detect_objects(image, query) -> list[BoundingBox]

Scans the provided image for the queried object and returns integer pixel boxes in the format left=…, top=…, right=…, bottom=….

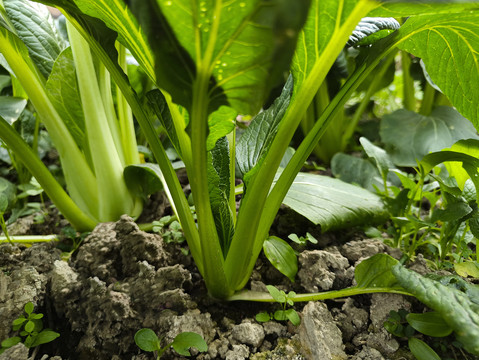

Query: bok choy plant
left=2, top=3, right=479, bottom=351
left=0, top=0, right=143, bottom=231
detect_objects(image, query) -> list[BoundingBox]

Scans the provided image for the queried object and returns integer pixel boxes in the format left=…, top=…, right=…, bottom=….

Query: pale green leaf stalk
left=67, top=21, right=142, bottom=221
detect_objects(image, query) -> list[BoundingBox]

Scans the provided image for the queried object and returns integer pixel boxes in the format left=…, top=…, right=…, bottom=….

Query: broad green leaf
left=123, top=163, right=164, bottom=200
left=0, top=96, right=26, bottom=123
left=281, top=172, right=388, bottom=232
left=171, top=332, right=208, bottom=357
left=208, top=137, right=234, bottom=256
left=360, top=137, right=395, bottom=179
left=236, top=75, right=292, bottom=181
left=408, top=338, right=441, bottom=360
left=380, top=107, right=479, bottom=167
left=396, top=13, right=479, bottom=127
left=431, top=201, right=472, bottom=223
left=392, top=264, right=479, bottom=355
left=263, top=236, right=298, bottom=282
left=30, top=330, right=60, bottom=347
left=134, top=0, right=310, bottom=114
left=5, top=0, right=64, bottom=78
left=46, top=47, right=85, bottom=149
left=331, top=153, right=382, bottom=192
left=443, top=139, right=479, bottom=190
left=369, top=2, right=479, bottom=17
left=24, top=320, right=34, bottom=333
left=355, top=254, right=403, bottom=289
left=291, top=0, right=377, bottom=99
left=134, top=328, right=161, bottom=352
left=406, top=312, right=453, bottom=337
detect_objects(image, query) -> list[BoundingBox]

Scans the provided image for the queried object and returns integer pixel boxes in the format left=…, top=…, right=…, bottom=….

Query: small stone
left=231, top=322, right=265, bottom=348
left=225, top=344, right=249, bottom=360
left=298, top=302, right=347, bottom=359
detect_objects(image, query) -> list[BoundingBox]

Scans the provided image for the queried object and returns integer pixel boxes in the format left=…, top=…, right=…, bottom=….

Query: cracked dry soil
left=0, top=215, right=431, bottom=360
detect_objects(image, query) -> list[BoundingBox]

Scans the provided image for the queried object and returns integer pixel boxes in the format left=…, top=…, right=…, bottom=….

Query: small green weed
left=0, top=302, right=60, bottom=356
left=134, top=328, right=207, bottom=359
left=256, top=285, right=301, bottom=326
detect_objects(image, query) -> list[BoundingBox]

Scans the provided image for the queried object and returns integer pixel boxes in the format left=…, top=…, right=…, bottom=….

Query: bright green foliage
left=406, top=312, right=453, bottom=338
left=134, top=328, right=207, bottom=359
left=0, top=302, right=60, bottom=354
left=256, top=285, right=301, bottom=326
left=263, top=236, right=298, bottom=282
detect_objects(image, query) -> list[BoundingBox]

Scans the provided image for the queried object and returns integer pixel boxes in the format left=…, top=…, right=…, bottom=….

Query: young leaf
left=360, top=137, right=395, bottom=180
left=0, top=177, right=16, bottom=212
left=24, top=320, right=35, bottom=333
left=24, top=302, right=34, bottom=315
left=0, top=336, right=21, bottom=348
left=171, top=332, right=207, bottom=357
left=281, top=172, right=388, bottom=232
left=380, top=107, right=479, bottom=167
left=236, top=76, right=293, bottom=182
left=408, top=338, right=441, bottom=360
left=443, top=139, right=479, bottom=190
left=263, top=236, right=298, bottom=282
left=4, top=0, right=64, bottom=78
left=392, top=264, right=479, bottom=355
left=30, top=330, right=60, bottom=347
left=134, top=328, right=161, bottom=352
left=331, top=153, right=382, bottom=192
left=123, top=163, right=164, bottom=200
left=255, top=312, right=272, bottom=323
left=284, top=309, right=301, bottom=326
left=266, top=285, right=286, bottom=304
left=406, top=312, right=453, bottom=338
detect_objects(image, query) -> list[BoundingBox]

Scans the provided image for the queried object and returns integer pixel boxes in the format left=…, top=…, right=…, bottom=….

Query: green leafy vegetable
left=263, top=236, right=298, bottom=282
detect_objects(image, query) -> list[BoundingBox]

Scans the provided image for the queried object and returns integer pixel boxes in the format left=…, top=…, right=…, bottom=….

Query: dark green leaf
left=281, top=172, right=388, bottom=232
left=208, top=137, right=234, bottom=256
left=171, top=332, right=207, bottom=357
left=380, top=107, right=479, bottom=167
left=392, top=264, right=479, bottom=355
left=0, top=336, right=21, bottom=348
left=135, top=0, right=309, bottom=113
left=46, top=47, right=85, bottom=149
left=30, top=330, right=60, bottom=347
left=124, top=163, right=164, bottom=200
left=396, top=13, right=479, bottom=127
left=431, top=202, right=473, bottom=224
left=347, top=17, right=399, bottom=47
left=355, top=254, right=403, bottom=289
left=5, top=0, right=64, bottom=78
left=263, top=236, right=298, bottom=282
left=331, top=153, right=382, bottom=192
left=134, top=328, right=161, bottom=352
left=406, top=312, right=453, bottom=338
left=236, top=76, right=293, bottom=182
left=360, top=137, right=395, bottom=179
left=146, top=89, right=181, bottom=156
left=408, top=338, right=441, bottom=360
left=0, top=96, right=27, bottom=124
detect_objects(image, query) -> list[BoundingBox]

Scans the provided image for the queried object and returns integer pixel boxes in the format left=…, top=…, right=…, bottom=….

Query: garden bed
left=0, top=212, right=461, bottom=360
